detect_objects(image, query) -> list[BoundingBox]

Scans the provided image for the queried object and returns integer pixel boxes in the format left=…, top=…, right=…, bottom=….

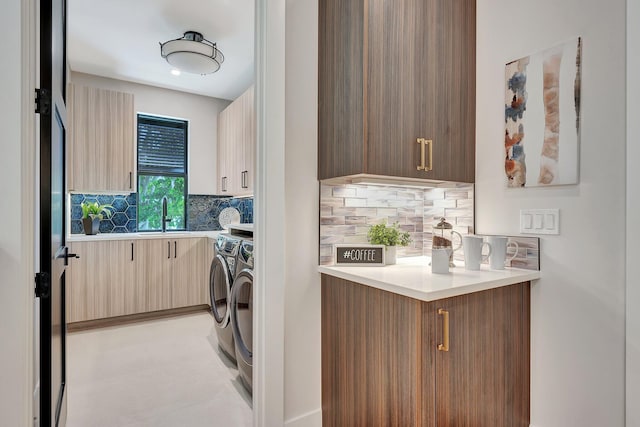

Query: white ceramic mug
left=462, top=235, right=492, bottom=271
left=487, top=236, right=519, bottom=270
left=431, top=248, right=452, bottom=274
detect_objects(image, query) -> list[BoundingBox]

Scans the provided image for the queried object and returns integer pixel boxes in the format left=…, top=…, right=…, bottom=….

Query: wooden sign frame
left=334, top=244, right=386, bottom=266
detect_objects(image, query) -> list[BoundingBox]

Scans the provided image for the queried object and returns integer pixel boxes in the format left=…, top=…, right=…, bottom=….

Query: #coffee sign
left=334, top=244, right=385, bottom=266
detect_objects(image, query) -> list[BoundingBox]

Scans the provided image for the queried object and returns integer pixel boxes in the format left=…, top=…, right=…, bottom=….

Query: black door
left=38, top=0, right=70, bottom=425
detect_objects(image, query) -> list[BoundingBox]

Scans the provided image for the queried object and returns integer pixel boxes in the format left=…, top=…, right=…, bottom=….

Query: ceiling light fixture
left=160, top=31, right=224, bottom=75
left=170, top=69, right=181, bottom=76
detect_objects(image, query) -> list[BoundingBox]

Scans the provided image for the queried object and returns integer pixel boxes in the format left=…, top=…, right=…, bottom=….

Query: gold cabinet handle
left=437, top=308, right=449, bottom=352
left=417, top=138, right=433, bottom=171
left=417, top=138, right=426, bottom=170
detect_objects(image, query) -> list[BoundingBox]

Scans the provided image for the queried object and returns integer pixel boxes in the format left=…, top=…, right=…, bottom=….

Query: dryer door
left=209, top=254, right=232, bottom=327
left=231, top=269, right=253, bottom=365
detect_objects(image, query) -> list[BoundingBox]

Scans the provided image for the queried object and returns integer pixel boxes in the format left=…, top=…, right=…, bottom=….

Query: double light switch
left=520, top=209, right=560, bottom=235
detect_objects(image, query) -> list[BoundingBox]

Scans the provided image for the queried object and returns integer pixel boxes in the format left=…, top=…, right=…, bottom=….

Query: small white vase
left=385, top=246, right=397, bottom=265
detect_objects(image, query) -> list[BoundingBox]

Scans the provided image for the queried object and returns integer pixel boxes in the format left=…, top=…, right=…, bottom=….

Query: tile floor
left=66, top=311, right=252, bottom=427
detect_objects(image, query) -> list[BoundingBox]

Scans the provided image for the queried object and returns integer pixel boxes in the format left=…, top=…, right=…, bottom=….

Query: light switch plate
left=520, top=209, right=559, bottom=235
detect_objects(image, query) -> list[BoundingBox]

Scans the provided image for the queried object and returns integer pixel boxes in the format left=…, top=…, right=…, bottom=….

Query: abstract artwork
left=505, top=37, right=582, bottom=187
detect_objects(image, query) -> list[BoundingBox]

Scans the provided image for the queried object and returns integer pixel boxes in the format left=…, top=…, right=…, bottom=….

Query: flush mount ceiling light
left=160, top=31, right=224, bottom=75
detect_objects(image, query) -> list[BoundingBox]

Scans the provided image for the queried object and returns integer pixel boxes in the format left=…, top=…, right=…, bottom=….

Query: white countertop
left=226, top=223, right=254, bottom=233
left=68, top=230, right=222, bottom=242
left=318, top=256, right=540, bottom=302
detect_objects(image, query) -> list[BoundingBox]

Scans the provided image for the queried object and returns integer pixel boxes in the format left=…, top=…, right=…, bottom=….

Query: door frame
left=19, top=0, right=288, bottom=426
left=253, top=0, right=286, bottom=425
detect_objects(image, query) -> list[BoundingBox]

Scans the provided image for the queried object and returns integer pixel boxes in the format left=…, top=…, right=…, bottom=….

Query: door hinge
left=35, top=272, right=50, bottom=298
left=35, top=88, right=51, bottom=115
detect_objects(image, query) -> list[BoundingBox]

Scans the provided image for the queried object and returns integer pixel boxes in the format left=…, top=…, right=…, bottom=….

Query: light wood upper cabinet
left=217, top=85, right=255, bottom=196
left=67, top=237, right=211, bottom=323
left=67, top=83, right=135, bottom=192
left=318, top=0, right=476, bottom=183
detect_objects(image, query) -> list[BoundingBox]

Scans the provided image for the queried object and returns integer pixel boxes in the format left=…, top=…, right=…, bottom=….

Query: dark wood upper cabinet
left=318, top=0, right=476, bottom=183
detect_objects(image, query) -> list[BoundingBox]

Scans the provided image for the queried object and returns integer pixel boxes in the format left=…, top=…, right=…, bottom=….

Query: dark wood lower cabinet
left=321, top=275, right=530, bottom=427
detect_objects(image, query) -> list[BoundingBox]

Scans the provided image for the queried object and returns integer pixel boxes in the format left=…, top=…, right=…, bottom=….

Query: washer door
left=209, top=254, right=232, bottom=327
left=231, top=269, right=253, bottom=365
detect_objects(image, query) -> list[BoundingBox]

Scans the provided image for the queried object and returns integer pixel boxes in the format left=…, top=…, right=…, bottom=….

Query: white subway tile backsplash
left=320, top=183, right=474, bottom=265
left=344, top=198, right=368, bottom=207
left=332, top=187, right=357, bottom=197
left=433, top=199, right=457, bottom=209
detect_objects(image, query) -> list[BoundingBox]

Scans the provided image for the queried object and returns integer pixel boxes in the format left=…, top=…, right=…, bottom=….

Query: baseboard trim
left=67, top=305, right=211, bottom=332
left=285, top=408, right=322, bottom=427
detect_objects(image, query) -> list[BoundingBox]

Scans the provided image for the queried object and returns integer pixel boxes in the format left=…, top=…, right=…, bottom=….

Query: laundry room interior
left=61, top=0, right=256, bottom=425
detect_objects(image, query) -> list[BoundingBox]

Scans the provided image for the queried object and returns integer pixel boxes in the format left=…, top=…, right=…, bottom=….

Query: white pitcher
left=487, top=236, right=519, bottom=270
left=462, top=235, right=492, bottom=271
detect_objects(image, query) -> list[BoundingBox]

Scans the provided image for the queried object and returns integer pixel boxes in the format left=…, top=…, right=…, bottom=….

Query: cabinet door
left=321, top=275, right=424, bottom=427
left=136, top=239, right=172, bottom=312
left=366, top=0, right=475, bottom=182
left=217, top=86, right=255, bottom=196
left=318, top=0, right=366, bottom=180
left=433, top=282, right=530, bottom=426
left=67, top=83, right=135, bottom=192
left=238, top=86, right=255, bottom=196
left=67, top=240, right=136, bottom=322
left=107, top=240, right=136, bottom=318
left=217, top=106, right=230, bottom=194
left=171, top=238, right=209, bottom=308
left=67, top=241, right=102, bottom=322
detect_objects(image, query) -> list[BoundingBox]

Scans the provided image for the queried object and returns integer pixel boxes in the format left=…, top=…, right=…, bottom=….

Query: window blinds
left=137, top=115, right=187, bottom=175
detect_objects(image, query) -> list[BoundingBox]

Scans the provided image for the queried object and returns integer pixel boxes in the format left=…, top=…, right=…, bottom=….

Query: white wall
left=283, top=0, right=322, bottom=425
left=69, top=71, right=231, bottom=195
left=0, top=0, right=33, bottom=425
left=627, top=0, right=639, bottom=424
left=476, top=1, right=626, bottom=426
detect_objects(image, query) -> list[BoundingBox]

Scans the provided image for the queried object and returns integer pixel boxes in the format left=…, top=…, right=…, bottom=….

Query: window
left=137, top=114, right=188, bottom=231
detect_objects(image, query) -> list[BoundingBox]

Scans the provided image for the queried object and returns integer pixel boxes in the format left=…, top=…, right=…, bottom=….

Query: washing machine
left=209, top=234, right=242, bottom=363
left=230, top=238, right=254, bottom=394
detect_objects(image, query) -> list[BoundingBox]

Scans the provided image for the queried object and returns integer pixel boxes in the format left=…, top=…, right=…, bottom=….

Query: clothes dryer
left=209, top=234, right=242, bottom=363
left=230, top=239, right=254, bottom=394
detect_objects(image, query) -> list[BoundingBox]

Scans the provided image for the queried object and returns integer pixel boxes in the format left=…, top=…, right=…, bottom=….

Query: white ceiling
left=68, top=0, right=255, bottom=100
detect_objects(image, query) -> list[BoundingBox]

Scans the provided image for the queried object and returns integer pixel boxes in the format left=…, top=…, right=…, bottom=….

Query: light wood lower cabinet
left=171, top=237, right=210, bottom=309
left=68, top=237, right=211, bottom=323
left=321, top=275, right=530, bottom=427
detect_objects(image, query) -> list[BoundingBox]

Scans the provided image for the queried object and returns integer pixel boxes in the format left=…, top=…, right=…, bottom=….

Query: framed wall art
left=505, top=37, right=582, bottom=187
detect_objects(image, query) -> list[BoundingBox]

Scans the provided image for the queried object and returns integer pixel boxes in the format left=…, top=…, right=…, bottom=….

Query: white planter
left=385, top=246, right=397, bottom=265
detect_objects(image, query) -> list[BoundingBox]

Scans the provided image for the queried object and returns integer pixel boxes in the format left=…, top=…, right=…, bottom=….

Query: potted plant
left=367, top=220, right=412, bottom=265
left=81, top=201, right=113, bottom=235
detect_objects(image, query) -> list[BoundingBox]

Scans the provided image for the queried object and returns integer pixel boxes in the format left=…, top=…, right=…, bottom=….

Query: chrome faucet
left=161, top=196, right=171, bottom=232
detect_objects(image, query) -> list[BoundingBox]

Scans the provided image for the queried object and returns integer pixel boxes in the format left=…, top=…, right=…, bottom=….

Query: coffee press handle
left=451, top=231, right=463, bottom=252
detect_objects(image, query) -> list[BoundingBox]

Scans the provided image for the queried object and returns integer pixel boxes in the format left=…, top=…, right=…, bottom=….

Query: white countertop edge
left=67, top=230, right=223, bottom=242
left=318, top=258, right=540, bottom=302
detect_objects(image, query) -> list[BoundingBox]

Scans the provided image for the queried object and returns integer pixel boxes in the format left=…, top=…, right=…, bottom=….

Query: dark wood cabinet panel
left=322, top=275, right=530, bottom=427
left=432, top=283, right=530, bottom=426
left=318, top=0, right=366, bottom=178
left=318, top=0, right=475, bottom=183
left=322, top=275, right=427, bottom=427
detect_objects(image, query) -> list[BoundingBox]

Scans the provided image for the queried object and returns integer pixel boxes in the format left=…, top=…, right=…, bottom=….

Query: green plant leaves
left=367, top=220, right=411, bottom=247
left=80, top=201, right=113, bottom=219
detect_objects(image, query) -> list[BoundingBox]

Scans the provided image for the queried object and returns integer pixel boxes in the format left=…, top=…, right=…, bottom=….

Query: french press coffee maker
left=432, top=217, right=462, bottom=267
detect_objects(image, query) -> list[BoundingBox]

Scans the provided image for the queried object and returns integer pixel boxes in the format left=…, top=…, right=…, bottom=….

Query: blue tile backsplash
left=187, top=195, right=253, bottom=231
left=70, top=193, right=253, bottom=234
left=70, top=193, right=137, bottom=234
